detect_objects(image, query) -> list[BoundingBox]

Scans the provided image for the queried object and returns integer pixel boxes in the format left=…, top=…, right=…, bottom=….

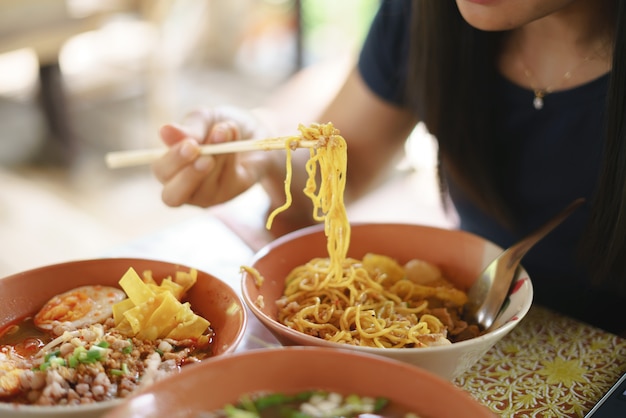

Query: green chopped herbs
left=122, top=340, right=133, bottom=354
left=43, top=350, right=61, bottom=362
left=223, top=404, right=258, bottom=418
left=71, top=344, right=108, bottom=364
left=37, top=338, right=141, bottom=377
left=218, top=391, right=396, bottom=418
left=110, top=364, right=130, bottom=376
left=39, top=354, right=66, bottom=371
left=374, top=396, right=390, bottom=411
left=251, top=392, right=292, bottom=410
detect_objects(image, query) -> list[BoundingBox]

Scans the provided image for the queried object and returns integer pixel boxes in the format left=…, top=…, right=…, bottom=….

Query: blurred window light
left=65, top=0, right=135, bottom=18
left=0, top=49, right=39, bottom=97
left=60, top=19, right=159, bottom=76
left=233, top=0, right=379, bottom=85
left=300, top=0, right=379, bottom=65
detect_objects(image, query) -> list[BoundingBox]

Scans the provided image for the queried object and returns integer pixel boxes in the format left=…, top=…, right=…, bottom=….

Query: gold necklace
left=521, top=57, right=594, bottom=110
left=517, top=39, right=608, bottom=110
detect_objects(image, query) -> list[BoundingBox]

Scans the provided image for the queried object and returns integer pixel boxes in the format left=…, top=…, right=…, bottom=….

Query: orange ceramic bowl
left=0, top=258, right=247, bottom=418
left=104, top=346, right=496, bottom=418
left=241, top=223, right=533, bottom=380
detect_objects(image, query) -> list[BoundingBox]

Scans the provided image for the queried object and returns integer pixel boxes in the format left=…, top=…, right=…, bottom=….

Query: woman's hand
left=151, top=67, right=417, bottom=236
left=152, top=106, right=271, bottom=208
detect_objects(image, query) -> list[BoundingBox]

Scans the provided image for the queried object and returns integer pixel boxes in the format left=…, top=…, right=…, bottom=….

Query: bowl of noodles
left=0, top=258, right=247, bottom=418
left=104, top=346, right=496, bottom=418
left=237, top=122, right=531, bottom=381
left=241, top=222, right=533, bottom=381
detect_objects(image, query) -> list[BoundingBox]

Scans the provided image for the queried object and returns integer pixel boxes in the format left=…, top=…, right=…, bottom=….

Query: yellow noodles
left=266, top=123, right=349, bottom=282
left=276, top=254, right=466, bottom=348
left=257, top=122, right=470, bottom=348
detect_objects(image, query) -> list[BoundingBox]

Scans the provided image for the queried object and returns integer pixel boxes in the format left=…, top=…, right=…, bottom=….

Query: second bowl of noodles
left=0, top=258, right=247, bottom=417
left=241, top=222, right=533, bottom=380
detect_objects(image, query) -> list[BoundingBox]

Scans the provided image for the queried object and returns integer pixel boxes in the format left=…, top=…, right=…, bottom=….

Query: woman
left=152, top=0, right=625, bottom=334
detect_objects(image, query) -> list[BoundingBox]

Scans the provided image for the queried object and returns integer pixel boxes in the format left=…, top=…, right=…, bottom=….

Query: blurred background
left=0, top=0, right=449, bottom=277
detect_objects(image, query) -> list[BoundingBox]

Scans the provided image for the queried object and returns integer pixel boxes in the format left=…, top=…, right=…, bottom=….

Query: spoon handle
left=466, top=197, right=586, bottom=331
left=505, top=198, right=586, bottom=267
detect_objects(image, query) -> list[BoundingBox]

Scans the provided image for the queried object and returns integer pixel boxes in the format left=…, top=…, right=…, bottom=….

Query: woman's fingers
left=155, top=124, right=240, bottom=207
left=153, top=106, right=266, bottom=208
left=160, top=123, right=201, bottom=146
left=160, top=159, right=215, bottom=207
left=206, top=120, right=240, bottom=144
left=161, top=153, right=247, bottom=208
left=152, top=138, right=202, bottom=183
left=187, top=156, right=254, bottom=207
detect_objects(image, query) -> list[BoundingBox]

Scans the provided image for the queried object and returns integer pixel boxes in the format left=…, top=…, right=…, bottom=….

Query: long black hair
left=406, top=0, right=626, bottom=292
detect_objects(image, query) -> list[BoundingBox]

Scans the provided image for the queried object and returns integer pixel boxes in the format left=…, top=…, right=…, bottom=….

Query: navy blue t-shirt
left=358, top=0, right=621, bottom=333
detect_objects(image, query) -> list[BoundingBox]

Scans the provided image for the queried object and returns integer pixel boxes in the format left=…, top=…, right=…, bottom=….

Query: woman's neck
left=498, top=1, right=613, bottom=94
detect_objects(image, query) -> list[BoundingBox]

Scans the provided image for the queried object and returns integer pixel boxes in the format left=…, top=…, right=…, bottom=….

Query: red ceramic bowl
left=241, top=223, right=533, bottom=380
left=104, top=346, right=496, bottom=418
left=0, top=258, right=247, bottom=418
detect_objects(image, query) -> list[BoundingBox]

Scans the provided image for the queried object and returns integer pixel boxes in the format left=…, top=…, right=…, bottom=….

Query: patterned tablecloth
left=455, top=305, right=626, bottom=417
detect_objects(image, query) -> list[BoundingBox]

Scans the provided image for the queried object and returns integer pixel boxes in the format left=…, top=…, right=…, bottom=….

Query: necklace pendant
left=533, top=90, right=545, bottom=110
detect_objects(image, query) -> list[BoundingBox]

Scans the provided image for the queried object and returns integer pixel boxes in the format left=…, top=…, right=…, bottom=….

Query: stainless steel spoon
left=464, top=197, right=585, bottom=331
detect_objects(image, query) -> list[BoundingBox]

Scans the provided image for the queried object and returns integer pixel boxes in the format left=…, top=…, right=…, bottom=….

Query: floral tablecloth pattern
left=455, top=305, right=626, bottom=417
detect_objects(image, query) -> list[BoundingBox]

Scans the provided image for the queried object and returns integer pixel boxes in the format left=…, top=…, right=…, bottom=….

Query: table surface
left=107, top=212, right=626, bottom=418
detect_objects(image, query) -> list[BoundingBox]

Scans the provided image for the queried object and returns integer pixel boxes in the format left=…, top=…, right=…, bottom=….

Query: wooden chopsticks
left=105, top=136, right=317, bottom=169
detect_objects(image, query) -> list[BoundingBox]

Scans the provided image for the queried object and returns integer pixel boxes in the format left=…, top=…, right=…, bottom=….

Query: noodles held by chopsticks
left=250, top=122, right=472, bottom=348
left=265, top=123, right=349, bottom=283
